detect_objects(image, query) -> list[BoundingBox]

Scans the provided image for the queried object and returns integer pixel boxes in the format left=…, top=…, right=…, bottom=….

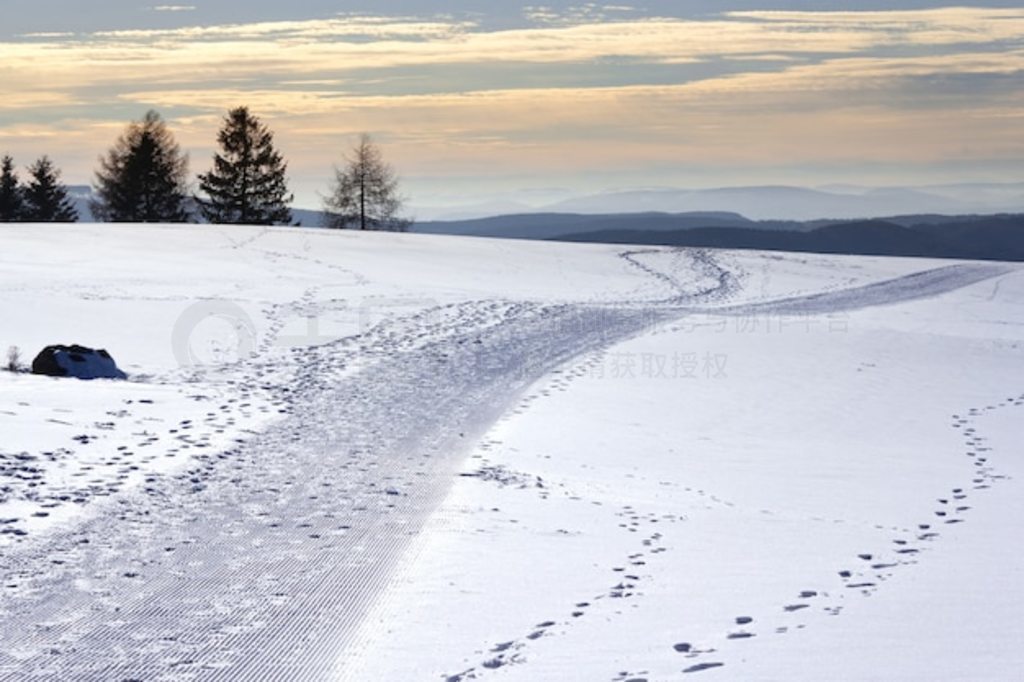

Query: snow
left=346, top=258, right=1024, bottom=681
left=0, top=223, right=1020, bottom=680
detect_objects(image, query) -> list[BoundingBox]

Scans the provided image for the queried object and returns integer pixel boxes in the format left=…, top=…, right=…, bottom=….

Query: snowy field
left=0, top=224, right=1020, bottom=680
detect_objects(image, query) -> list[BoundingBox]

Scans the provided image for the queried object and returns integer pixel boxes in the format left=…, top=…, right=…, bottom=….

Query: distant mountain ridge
left=58, top=184, right=1024, bottom=262
left=554, top=215, right=1024, bottom=262
left=415, top=211, right=810, bottom=240
left=538, top=184, right=1024, bottom=221
left=413, top=208, right=1024, bottom=262
left=64, top=181, right=1024, bottom=226
left=408, top=182, right=1024, bottom=221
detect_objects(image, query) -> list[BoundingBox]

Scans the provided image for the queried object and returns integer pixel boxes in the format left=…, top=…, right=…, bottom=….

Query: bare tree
left=323, top=135, right=410, bottom=231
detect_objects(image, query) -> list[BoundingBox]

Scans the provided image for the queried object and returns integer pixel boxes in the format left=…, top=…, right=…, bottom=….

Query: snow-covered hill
left=0, top=224, right=1020, bottom=680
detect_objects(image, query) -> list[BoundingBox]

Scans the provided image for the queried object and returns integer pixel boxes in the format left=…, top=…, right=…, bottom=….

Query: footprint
left=683, top=662, right=725, bottom=674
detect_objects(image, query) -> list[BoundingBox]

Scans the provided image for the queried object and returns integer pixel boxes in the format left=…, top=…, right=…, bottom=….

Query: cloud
left=1, top=7, right=1022, bottom=193
left=727, top=8, right=1024, bottom=48
left=2, top=8, right=1020, bottom=94
left=110, top=45, right=1024, bottom=173
left=92, top=16, right=474, bottom=42
left=0, top=91, right=79, bottom=111
left=18, top=31, right=76, bottom=39
left=524, top=3, right=640, bottom=26
left=151, top=5, right=197, bottom=11
left=5, top=8, right=1021, bottom=85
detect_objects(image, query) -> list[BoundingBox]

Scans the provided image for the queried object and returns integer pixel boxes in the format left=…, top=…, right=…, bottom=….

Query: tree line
left=0, top=156, right=77, bottom=223
left=0, top=108, right=409, bottom=230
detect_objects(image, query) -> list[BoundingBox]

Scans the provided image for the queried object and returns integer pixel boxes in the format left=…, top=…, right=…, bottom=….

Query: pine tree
left=92, top=111, right=191, bottom=223
left=323, top=134, right=409, bottom=231
left=198, top=107, right=293, bottom=225
left=0, top=155, right=24, bottom=222
left=22, top=157, right=78, bottom=223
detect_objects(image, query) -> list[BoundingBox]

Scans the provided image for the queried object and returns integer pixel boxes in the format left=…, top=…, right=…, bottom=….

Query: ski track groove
left=714, top=262, right=1016, bottom=316
left=0, top=249, right=1012, bottom=680
left=0, top=245, right=710, bottom=680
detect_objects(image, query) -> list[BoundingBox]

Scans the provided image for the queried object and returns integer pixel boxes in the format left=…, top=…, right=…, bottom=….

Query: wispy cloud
left=19, top=31, right=76, bottom=39
left=524, top=3, right=640, bottom=26
left=5, top=9, right=1021, bottom=85
left=92, top=16, right=474, bottom=42
left=1, top=7, right=1022, bottom=198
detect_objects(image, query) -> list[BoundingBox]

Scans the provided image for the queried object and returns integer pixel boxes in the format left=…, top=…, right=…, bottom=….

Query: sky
left=1, top=1, right=1023, bottom=212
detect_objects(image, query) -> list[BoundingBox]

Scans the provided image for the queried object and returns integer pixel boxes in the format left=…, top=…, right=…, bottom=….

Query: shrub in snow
left=6, top=345, right=21, bottom=372
left=31, top=345, right=127, bottom=380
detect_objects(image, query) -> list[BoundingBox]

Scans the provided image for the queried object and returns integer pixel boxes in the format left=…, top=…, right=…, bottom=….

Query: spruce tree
left=22, top=157, right=78, bottom=223
left=323, top=134, right=409, bottom=231
left=198, top=107, right=293, bottom=225
left=0, top=155, right=24, bottom=222
left=92, top=110, right=191, bottom=223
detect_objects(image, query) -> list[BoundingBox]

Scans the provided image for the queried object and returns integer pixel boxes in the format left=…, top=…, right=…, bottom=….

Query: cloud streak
left=0, top=6, right=1021, bottom=201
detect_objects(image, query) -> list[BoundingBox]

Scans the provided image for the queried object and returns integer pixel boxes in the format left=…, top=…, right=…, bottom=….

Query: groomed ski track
left=0, top=247, right=1011, bottom=680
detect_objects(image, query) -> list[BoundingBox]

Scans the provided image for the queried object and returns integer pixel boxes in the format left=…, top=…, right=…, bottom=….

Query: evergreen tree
left=323, top=134, right=409, bottom=231
left=22, top=157, right=77, bottom=223
left=198, top=107, right=293, bottom=225
left=92, top=110, right=191, bottom=222
left=0, top=155, right=24, bottom=222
